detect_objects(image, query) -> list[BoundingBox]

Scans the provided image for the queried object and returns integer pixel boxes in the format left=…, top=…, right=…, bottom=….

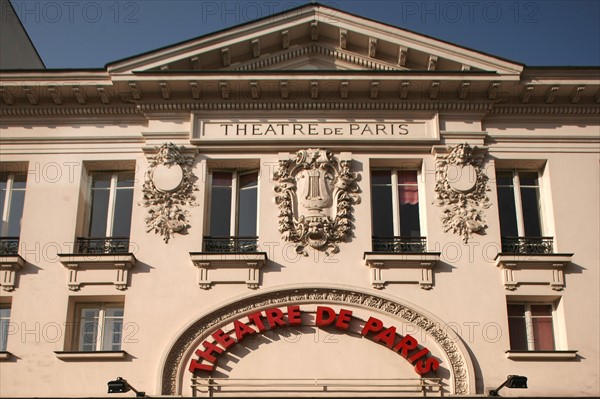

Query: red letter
left=373, top=326, right=396, bottom=349
left=360, top=316, right=383, bottom=336
left=316, top=306, right=336, bottom=327
left=247, top=312, right=267, bottom=332
left=408, top=347, right=430, bottom=364
left=188, top=358, right=214, bottom=373
left=211, top=329, right=235, bottom=349
left=393, top=334, right=419, bottom=358
left=265, top=308, right=286, bottom=328
left=335, top=309, right=353, bottom=331
left=233, top=319, right=257, bottom=341
left=287, top=305, right=302, bottom=326
left=194, top=340, right=224, bottom=363
left=414, top=357, right=440, bottom=375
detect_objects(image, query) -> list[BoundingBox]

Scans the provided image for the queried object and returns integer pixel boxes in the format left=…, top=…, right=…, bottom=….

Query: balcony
left=0, top=237, right=19, bottom=256
left=203, top=236, right=258, bottom=253
left=501, top=237, right=554, bottom=254
left=76, top=237, right=130, bottom=254
left=372, top=236, right=427, bottom=253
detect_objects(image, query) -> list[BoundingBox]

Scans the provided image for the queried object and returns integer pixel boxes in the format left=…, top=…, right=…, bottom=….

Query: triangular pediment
left=107, top=4, right=523, bottom=75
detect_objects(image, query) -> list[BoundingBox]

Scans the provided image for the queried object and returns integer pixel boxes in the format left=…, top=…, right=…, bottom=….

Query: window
left=205, top=170, right=258, bottom=252
left=496, top=170, right=551, bottom=253
left=80, top=171, right=134, bottom=253
left=370, top=169, right=424, bottom=252
left=76, top=303, right=124, bottom=351
left=0, top=305, right=10, bottom=352
left=0, top=173, right=26, bottom=255
left=507, top=303, right=555, bottom=351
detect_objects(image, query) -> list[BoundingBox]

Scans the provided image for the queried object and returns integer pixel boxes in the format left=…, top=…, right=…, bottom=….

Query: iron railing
left=203, top=237, right=258, bottom=253
left=501, top=237, right=554, bottom=254
left=76, top=237, right=130, bottom=254
left=0, top=237, right=19, bottom=255
left=372, top=236, right=427, bottom=253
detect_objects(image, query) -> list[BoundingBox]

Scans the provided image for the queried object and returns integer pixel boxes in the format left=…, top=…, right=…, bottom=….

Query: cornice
left=489, top=104, right=600, bottom=115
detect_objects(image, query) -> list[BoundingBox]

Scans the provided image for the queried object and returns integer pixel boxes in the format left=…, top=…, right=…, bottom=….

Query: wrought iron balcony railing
left=501, top=237, right=554, bottom=254
left=203, top=236, right=259, bottom=253
left=372, top=236, right=427, bottom=253
left=0, top=237, right=19, bottom=256
left=76, top=237, right=130, bottom=254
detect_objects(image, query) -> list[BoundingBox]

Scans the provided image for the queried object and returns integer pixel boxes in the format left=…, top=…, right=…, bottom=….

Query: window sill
left=505, top=350, right=578, bottom=360
left=0, top=351, right=12, bottom=360
left=55, top=350, right=128, bottom=360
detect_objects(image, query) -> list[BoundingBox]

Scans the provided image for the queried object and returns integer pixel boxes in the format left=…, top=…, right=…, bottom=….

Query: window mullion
left=512, top=171, right=526, bottom=237
left=524, top=304, right=535, bottom=351
left=391, top=170, right=400, bottom=236
left=105, top=173, right=118, bottom=237
left=1, top=174, right=15, bottom=237
left=95, top=306, right=105, bottom=352
left=230, top=172, right=238, bottom=236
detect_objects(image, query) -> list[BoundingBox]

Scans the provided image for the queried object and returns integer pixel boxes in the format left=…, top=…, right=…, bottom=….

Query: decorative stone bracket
left=58, top=254, right=137, bottom=291
left=190, top=253, right=268, bottom=289
left=364, top=252, right=440, bottom=290
left=0, top=255, right=24, bottom=291
left=495, top=253, right=573, bottom=291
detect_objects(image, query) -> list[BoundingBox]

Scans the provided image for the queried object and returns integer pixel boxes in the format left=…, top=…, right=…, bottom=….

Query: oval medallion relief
left=446, top=164, right=477, bottom=193
left=153, top=164, right=184, bottom=193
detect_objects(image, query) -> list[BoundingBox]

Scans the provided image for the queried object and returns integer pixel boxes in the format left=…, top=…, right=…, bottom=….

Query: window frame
left=205, top=169, right=260, bottom=237
left=0, top=304, right=11, bottom=352
left=0, top=172, right=27, bottom=238
left=507, top=301, right=560, bottom=351
left=370, top=168, right=425, bottom=238
left=497, top=169, right=546, bottom=238
left=74, top=302, right=124, bottom=352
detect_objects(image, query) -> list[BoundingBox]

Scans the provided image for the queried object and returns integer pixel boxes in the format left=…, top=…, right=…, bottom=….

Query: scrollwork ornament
left=273, top=149, right=360, bottom=255
left=434, top=143, right=490, bottom=243
left=140, top=142, right=198, bottom=242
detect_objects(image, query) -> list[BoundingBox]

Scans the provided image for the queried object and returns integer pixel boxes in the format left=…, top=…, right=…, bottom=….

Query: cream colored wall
left=0, top=114, right=598, bottom=397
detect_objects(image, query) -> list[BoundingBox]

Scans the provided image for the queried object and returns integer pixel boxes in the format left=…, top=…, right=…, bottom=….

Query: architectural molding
left=273, top=149, right=360, bottom=255
left=57, top=253, right=136, bottom=291
left=160, top=286, right=475, bottom=395
left=495, top=253, right=573, bottom=291
left=0, top=255, right=24, bottom=291
left=363, top=252, right=441, bottom=290
left=434, top=143, right=490, bottom=243
left=140, top=143, right=198, bottom=243
left=190, top=252, right=268, bottom=290
left=505, top=350, right=578, bottom=360
left=55, top=351, right=128, bottom=360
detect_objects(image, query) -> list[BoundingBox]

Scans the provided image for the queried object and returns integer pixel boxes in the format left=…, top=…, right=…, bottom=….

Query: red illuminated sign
left=189, top=305, right=440, bottom=376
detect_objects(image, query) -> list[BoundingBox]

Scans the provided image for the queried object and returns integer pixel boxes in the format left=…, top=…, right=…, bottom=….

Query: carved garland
left=434, top=143, right=490, bottom=243
left=273, top=149, right=360, bottom=255
left=140, top=143, right=198, bottom=242
left=160, top=287, right=471, bottom=395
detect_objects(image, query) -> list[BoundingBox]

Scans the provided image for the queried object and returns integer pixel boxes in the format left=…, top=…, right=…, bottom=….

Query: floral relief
left=140, top=142, right=198, bottom=242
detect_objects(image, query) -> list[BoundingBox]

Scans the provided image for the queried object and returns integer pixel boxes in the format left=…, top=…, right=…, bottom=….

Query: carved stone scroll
left=140, top=143, right=198, bottom=242
left=273, top=149, right=360, bottom=255
left=434, top=143, right=490, bottom=243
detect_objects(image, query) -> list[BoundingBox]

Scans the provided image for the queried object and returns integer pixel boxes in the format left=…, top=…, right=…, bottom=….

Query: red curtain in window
left=398, top=171, right=419, bottom=205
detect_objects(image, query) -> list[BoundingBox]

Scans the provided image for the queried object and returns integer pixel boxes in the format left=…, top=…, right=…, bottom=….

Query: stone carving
left=140, top=143, right=198, bottom=242
left=435, top=143, right=490, bottom=243
left=273, top=149, right=360, bottom=255
left=160, top=287, right=471, bottom=395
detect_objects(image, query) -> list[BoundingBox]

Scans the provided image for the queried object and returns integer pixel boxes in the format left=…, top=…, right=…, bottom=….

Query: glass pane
left=238, top=186, right=257, bottom=237
left=239, top=172, right=258, bottom=189
left=88, top=189, right=109, bottom=237
left=7, top=190, right=25, bottom=237
left=507, top=304, right=525, bottom=317
left=11, top=174, right=27, bottom=189
left=371, top=170, right=391, bottom=185
left=496, top=171, right=514, bottom=187
left=209, top=186, right=232, bottom=237
left=0, top=318, right=8, bottom=351
left=497, top=186, right=518, bottom=237
left=212, top=172, right=233, bottom=187
left=520, top=186, right=542, bottom=237
left=102, top=318, right=123, bottom=351
left=399, top=203, right=421, bottom=237
left=530, top=304, right=552, bottom=316
left=91, top=172, right=112, bottom=189
left=398, top=171, right=420, bottom=237
left=0, top=307, right=10, bottom=318
left=508, top=316, right=528, bottom=350
left=371, top=185, right=393, bottom=237
left=519, top=172, right=539, bottom=187
left=112, top=188, right=133, bottom=237
left=397, top=170, right=418, bottom=184
left=117, top=171, right=135, bottom=188
left=532, top=317, right=555, bottom=350
left=0, top=187, right=5, bottom=235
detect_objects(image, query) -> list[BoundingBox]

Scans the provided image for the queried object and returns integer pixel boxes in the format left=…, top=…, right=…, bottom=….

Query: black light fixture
left=107, top=377, right=147, bottom=398
left=489, top=375, right=528, bottom=396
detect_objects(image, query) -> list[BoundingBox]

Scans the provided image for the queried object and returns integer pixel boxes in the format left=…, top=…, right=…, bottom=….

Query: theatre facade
left=1, top=4, right=599, bottom=397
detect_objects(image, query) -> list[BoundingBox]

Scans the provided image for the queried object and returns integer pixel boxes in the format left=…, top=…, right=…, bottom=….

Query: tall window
left=76, top=303, right=124, bottom=352
left=0, top=173, right=26, bottom=255
left=0, top=305, right=10, bottom=352
left=507, top=303, right=556, bottom=351
left=371, top=170, right=423, bottom=252
left=81, top=171, right=134, bottom=253
left=205, top=171, right=258, bottom=252
left=496, top=170, right=551, bottom=253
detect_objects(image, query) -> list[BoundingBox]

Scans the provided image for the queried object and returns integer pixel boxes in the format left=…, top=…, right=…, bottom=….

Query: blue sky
left=7, top=0, right=600, bottom=68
